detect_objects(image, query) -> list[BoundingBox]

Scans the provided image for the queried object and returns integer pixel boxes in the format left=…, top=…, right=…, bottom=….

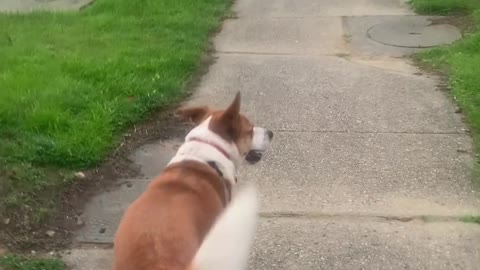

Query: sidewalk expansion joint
left=259, top=211, right=468, bottom=224
left=235, top=15, right=417, bottom=19
left=215, top=51, right=330, bottom=56
left=67, top=242, right=113, bottom=249
left=272, top=129, right=466, bottom=135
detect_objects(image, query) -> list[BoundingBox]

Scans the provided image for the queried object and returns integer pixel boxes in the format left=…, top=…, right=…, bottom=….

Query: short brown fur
left=113, top=161, right=228, bottom=270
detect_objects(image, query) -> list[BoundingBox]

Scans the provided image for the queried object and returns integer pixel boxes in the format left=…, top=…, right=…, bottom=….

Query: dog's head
left=176, top=92, right=273, bottom=164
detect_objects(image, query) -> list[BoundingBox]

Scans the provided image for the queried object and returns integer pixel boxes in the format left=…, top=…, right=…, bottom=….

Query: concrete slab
left=238, top=132, right=479, bottom=215
left=129, top=138, right=183, bottom=177
left=63, top=247, right=113, bottom=270
left=215, top=17, right=347, bottom=55
left=234, top=0, right=414, bottom=18
left=75, top=179, right=150, bottom=243
left=189, top=54, right=464, bottom=133
left=0, top=0, right=93, bottom=12
left=65, top=219, right=480, bottom=270
left=250, top=218, right=480, bottom=270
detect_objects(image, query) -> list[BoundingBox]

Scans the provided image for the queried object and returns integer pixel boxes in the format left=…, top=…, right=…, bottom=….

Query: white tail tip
left=191, top=183, right=259, bottom=270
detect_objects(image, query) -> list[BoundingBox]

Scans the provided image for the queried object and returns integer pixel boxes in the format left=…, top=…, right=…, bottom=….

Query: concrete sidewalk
left=64, top=0, right=480, bottom=269
left=0, top=0, right=93, bottom=12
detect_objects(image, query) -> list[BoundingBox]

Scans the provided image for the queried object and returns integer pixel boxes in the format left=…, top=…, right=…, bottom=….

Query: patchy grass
left=461, top=215, right=480, bottom=224
left=411, top=0, right=480, bottom=184
left=0, top=0, right=232, bottom=239
left=409, top=0, right=480, bottom=15
left=417, top=12, right=480, bottom=148
left=0, top=255, right=65, bottom=270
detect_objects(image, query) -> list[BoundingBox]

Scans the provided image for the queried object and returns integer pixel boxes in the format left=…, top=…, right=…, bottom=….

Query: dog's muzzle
left=245, top=150, right=263, bottom=164
left=246, top=128, right=273, bottom=164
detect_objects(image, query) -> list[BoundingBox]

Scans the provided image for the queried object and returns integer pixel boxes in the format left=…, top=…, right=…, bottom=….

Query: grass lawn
left=461, top=215, right=480, bottom=224
left=410, top=0, right=480, bottom=182
left=410, top=0, right=480, bottom=14
left=0, top=255, right=65, bottom=270
left=0, top=0, right=231, bottom=236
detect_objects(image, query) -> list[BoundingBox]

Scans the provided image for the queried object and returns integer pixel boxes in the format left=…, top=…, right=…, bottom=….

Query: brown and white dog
left=113, top=92, right=273, bottom=270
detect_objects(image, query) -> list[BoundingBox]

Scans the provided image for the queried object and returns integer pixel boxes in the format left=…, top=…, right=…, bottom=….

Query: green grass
left=411, top=1, right=480, bottom=183
left=0, top=0, right=231, bottom=232
left=0, top=255, right=65, bottom=270
left=417, top=11, right=480, bottom=149
left=409, top=0, right=480, bottom=15
left=461, top=215, right=480, bottom=224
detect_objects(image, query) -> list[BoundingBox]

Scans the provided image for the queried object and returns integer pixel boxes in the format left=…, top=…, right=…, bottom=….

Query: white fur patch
left=252, top=127, right=271, bottom=152
left=191, top=184, right=259, bottom=270
left=168, top=117, right=241, bottom=185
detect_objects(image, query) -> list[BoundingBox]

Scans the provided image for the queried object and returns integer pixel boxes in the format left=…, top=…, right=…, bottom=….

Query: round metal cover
left=367, top=21, right=462, bottom=48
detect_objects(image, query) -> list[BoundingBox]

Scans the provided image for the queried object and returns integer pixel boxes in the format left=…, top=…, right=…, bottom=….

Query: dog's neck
left=168, top=117, right=241, bottom=186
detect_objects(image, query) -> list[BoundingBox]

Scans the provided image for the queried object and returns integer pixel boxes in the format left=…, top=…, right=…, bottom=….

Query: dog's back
left=113, top=161, right=226, bottom=270
left=113, top=161, right=258, bottom=270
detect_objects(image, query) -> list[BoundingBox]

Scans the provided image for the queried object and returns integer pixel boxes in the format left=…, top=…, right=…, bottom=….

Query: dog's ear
left=219, top=92, right=241, bottom=140
left=176, top=106, right=210, bottom=125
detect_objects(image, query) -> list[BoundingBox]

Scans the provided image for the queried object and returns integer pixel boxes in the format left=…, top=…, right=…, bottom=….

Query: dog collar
left=207, top=161, right=232, bottom=204
left=206, top=160, right=237, bottom=183
left=189, top=137, right=231, bottom=160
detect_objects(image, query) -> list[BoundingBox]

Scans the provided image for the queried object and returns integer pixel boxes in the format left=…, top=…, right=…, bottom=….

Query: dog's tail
left=188, top=184, right=259, bottom=270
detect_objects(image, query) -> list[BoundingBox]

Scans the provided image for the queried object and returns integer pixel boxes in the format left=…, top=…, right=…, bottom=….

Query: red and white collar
left=168, top=136, right=238, bottom=186
left=189, top=137, right=231, bottom=160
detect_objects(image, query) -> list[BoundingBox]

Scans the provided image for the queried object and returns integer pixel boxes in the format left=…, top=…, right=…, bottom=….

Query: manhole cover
left=367, top=21, right=462, bottom=48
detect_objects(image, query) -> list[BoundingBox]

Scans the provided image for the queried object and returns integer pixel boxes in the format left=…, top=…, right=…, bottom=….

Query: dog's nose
left=267, top=130, right=274, bottom=140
